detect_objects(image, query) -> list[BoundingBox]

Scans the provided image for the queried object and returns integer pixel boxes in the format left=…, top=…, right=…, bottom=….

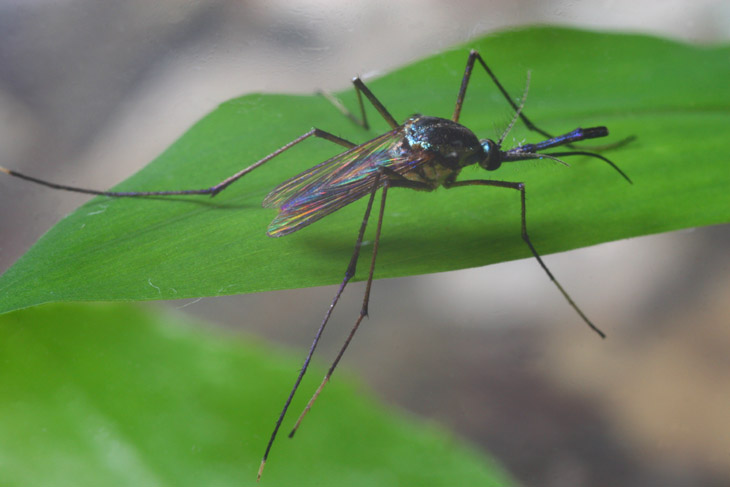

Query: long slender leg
left=287, top=182, right=389, bottom=440
left=257, top=173, right=384, bottom=481
left=352, top=78, right=399, bottom=129
left=445, top=178, right=606, bottom=338
left=453, top=50, right=633, bottom=151
left=0, top=128, right=356, bottom=198
left=320, top=77, right=399, bottom=131
left=319, top=89, right=370, bottom=130
left=453, top=50, right=550, bottom=140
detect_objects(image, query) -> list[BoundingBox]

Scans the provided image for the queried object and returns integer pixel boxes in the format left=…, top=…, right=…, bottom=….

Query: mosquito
left=0, top=50, right=631, bottom=479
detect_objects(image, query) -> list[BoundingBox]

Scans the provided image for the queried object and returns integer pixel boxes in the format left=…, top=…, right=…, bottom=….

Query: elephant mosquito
left=0, top=50, right=631, bottom=479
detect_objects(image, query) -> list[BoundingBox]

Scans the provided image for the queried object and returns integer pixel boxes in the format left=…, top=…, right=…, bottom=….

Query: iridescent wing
left=263, top=127, right=429, bottom=237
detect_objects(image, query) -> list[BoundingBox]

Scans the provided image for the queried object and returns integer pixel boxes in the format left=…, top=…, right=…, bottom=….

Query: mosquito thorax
left=404, top=115, right=486, bottom=168
left=478, top=138, right=502, bottom=171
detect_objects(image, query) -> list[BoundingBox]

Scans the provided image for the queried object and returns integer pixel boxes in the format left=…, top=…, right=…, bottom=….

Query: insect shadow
left=0, top=49, right=632, bottom=479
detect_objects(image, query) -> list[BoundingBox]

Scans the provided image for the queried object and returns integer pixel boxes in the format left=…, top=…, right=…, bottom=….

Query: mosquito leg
left=319, top=75, right=399, bottom=132
left=444, top=178, right=606, bottom=338
left=257, top=173, right=383, bottom=481
left=319, top=88, right=370, bottom=130
left=352, top=78, right=399, bottom=129
left=453, top=50, right=554, bottom=139
left=206, top=128, right=356, bottom=196
left=453, top=50, right=634, bottom=151
left=0, top=128, right=356, bottom=199
left=287, top=180, right=389, bottom=440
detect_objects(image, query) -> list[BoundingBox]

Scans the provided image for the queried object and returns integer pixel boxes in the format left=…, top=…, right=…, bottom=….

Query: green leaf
left=1, top=26, right=729, bottom=313
left=0, top=302, right=513, bottom=486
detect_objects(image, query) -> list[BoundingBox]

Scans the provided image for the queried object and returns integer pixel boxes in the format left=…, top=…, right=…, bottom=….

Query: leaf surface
left=1, top=27, right=728, bottom=313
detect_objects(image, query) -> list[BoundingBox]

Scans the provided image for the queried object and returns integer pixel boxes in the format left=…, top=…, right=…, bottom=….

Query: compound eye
left=479, top=139, right=501, bottom=171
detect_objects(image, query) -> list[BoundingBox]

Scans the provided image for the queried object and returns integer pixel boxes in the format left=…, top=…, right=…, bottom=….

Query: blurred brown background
left=1, top=1, right=729, bottom=486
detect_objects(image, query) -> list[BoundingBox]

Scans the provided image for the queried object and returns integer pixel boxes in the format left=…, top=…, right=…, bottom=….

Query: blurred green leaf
left=0, top=303, right=513, bottom=486
left=1, top=26, right=729, bottom=313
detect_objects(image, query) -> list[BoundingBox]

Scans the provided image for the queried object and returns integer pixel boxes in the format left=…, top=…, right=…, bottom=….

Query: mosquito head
left=479, top=138, right=502, bottom=171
